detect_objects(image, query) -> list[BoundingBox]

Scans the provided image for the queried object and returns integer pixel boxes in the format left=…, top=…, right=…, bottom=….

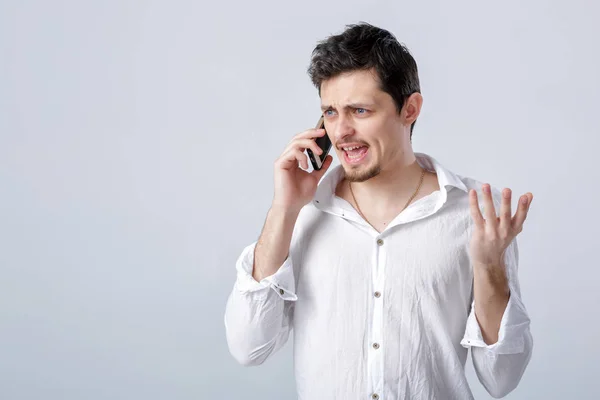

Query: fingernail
left=521, top=197, right=528, bottom=205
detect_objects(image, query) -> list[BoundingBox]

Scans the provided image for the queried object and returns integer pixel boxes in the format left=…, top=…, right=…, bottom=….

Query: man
left=224, top=22, right=533, bottom=400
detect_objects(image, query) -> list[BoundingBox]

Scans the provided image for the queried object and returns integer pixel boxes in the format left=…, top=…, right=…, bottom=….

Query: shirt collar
left=311, top=152, right=468, bottom=214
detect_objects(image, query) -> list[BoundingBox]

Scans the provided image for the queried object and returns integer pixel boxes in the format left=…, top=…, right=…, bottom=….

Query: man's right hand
left=272, top=127, right=334, bottom=212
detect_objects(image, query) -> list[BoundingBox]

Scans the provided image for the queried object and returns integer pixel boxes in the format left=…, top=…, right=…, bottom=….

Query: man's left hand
left=469, top=184, right=533, bottom=267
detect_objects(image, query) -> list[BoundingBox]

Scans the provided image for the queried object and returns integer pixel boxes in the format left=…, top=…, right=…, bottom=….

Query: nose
left=331, top=115, right=355, bottom=144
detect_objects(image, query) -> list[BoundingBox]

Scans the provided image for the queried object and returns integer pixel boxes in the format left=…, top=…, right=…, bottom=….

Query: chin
left=343, top=162, right=381, bottom=183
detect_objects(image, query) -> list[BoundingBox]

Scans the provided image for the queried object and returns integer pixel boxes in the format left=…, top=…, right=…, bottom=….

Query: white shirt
left=224, top=152, right=532, bottom=400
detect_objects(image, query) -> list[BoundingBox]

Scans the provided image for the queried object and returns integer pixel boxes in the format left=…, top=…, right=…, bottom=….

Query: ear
left=402, top=92, right=423, bottom=125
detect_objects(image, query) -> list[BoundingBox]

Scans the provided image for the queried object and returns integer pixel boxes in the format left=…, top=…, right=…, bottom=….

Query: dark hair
left=307, top=22, right=421, bottom=139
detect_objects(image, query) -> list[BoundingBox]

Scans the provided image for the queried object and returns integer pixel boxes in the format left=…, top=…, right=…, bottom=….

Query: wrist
left=270, top=203, right=302, bottom=218
left=473, top=263, right=510, bottom=296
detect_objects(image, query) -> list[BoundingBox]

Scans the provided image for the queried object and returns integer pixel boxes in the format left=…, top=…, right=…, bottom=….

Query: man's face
left=320, top=69, right=413, bottom=183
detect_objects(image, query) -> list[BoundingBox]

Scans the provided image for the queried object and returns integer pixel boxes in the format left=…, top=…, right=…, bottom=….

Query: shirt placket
left=368, top=235, right=386, bottom=400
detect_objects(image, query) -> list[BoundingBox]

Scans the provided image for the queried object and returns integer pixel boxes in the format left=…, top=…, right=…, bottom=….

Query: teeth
left=343, top=146, right=364, bottom=151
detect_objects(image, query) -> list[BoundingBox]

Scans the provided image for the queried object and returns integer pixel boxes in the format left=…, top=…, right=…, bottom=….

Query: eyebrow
left=320, top=103, right=375, bottom=112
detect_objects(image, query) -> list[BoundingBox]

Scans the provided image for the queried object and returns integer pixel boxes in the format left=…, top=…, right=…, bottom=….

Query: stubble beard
left=343, top=162, right=381, bottom=183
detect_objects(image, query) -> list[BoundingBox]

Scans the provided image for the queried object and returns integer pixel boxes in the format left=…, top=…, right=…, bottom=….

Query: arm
left=462, top=185, right=534, bottom=398
left=253, top=206, right=301, bottom=282
left=224, top=206, right=302, bottom=366
left=224, top=123, right=333, bottom=366
left=461, top=237, right=533, bottom=399
left=472, top=257, right=510, bottom=346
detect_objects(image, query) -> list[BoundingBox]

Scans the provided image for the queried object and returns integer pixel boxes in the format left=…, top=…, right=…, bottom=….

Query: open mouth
left=342, top=146, right=369, bottom=164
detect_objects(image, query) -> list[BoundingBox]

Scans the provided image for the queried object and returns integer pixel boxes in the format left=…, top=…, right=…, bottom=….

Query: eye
left=324, top=109, right=336, bottom=116
left=356, top=108, right=367, bottom=114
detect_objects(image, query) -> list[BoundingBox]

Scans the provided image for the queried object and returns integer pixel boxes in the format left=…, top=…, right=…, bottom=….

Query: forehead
left=320, top=69, right=384, bottom=106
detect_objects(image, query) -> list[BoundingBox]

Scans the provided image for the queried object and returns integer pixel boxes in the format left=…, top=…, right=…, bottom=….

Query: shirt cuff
left=460, top=288, right=531, bottom=355
left=234, top=242, right=298, bottom=301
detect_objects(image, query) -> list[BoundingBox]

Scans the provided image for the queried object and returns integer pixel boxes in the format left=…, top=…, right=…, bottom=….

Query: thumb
left=312, top=155, right=334, bottom=181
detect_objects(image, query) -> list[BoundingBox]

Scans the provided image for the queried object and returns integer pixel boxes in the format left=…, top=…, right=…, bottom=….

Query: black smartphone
left=307, top=116, right=332, bottom=171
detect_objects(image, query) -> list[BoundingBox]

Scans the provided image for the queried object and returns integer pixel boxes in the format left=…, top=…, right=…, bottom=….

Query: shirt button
left=373, top=343, right=380, bottom=350
left=372, top=394, right=379, bottom=400
left=374, top=291, right=381, bottom=298
left=279, top=289, right=284, bottom=295
left=377, top=238, right=384, bottom=246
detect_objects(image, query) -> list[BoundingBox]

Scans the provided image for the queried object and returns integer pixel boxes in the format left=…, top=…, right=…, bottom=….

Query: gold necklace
left=348, top=166, right=426, bottom=226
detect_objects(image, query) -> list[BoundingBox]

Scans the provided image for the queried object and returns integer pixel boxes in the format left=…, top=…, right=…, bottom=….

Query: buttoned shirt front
left=224, top=152, right=533, bottom=400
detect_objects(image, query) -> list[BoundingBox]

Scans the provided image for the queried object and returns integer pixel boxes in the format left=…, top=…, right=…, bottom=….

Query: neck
left=345, top=152, right=424, bottom=209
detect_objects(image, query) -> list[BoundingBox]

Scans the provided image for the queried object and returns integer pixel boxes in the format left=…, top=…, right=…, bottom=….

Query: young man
left=224, top=22, right=534, bottom=400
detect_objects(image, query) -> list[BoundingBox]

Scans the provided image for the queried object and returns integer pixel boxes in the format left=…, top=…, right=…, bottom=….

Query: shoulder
left=289, top=202, right=327, bottom=240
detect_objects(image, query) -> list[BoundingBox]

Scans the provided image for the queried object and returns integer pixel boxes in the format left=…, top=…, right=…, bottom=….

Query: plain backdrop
left=1, top=0, right=598, bottom=399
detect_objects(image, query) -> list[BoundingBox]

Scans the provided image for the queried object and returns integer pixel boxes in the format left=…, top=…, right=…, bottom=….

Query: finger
left=294, top=128, right=327, bottom=141
left=469, top=189, right=485, bottom=228
left=511, top=192, right=533, bottom=233
left=284, top=138, right=323, bottom=158
left=482, top=184, right=498, bottom=226
left=312, top=155, right=333, bottom=180
left=499, top=188, right=512, bottom=231
left=294, top=149, right=310, bottom=170
left=276, top=148, right=309, bottom=171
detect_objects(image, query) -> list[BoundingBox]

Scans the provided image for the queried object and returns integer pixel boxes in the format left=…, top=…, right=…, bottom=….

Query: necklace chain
left=348, top=166, right=426, bottom=227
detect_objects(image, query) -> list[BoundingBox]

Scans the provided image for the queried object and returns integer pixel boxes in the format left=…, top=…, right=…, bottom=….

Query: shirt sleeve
left=233, top=241, right=298, bottom=301
left=460, top=235, right=533, bottom=398
left=224, top=241, right=298, bottom=366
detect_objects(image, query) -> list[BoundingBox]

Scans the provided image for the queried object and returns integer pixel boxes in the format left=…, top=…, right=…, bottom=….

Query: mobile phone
left=307, top=116, right=332, bottom=171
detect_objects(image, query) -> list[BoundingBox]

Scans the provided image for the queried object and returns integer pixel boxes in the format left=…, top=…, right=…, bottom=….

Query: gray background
left=1, top=0, right=597, bottom=399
